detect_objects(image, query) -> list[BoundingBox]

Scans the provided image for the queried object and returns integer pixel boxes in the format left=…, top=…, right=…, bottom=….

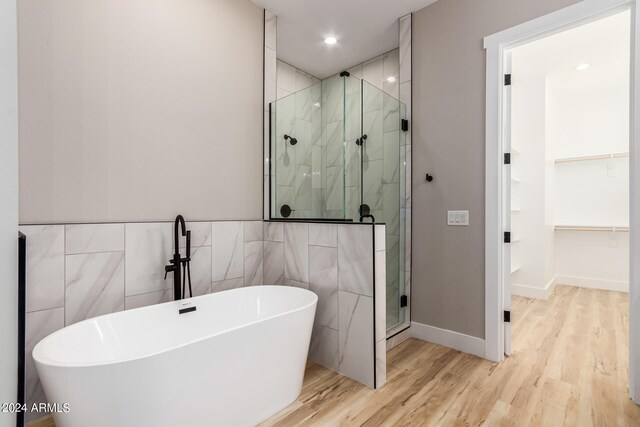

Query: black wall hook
left=426, top=174, right=434, bottom=182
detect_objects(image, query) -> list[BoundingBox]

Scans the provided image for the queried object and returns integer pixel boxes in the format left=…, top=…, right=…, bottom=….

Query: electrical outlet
left=447, top=210, right=469, bottom=226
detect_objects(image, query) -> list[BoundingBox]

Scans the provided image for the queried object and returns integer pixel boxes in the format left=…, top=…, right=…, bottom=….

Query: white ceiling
left=510, top=10, right=630, bottom=82
left=249, top=0, right=439, bottom=79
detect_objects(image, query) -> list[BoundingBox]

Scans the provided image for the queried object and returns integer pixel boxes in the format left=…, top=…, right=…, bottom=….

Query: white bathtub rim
left=33, top=285, right=318, bottom=369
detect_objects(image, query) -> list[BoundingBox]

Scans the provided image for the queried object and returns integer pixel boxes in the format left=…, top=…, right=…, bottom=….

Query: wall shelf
left=554, top=225, right=629, bottom=232
left=554, top=152, right=629, bottom=164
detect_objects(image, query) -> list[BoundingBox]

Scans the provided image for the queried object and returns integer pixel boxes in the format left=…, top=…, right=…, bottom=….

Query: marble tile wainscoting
left=20, top=220, right=385, bottom=422
left=19, top=220, right=262, bottom=423
left=263, top=221, right=387, bottom=389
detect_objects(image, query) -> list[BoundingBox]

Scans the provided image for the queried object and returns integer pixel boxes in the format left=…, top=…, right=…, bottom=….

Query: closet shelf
left=554, top=225, right=629, bottom=232
left=554, top=152, right=629, bottom=164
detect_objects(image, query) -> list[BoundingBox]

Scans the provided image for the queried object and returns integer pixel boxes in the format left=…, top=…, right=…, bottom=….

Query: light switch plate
left=447, top=210, right=469, bottom=226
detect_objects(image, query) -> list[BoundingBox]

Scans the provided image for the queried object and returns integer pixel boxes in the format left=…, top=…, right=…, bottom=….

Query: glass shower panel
left=272, top=83, right=321, bottom=219
left=344, top=76, right=363, bottom=220
left=270, top=73, right=407, bottom=333
left=361, top=81, right=406, bottom=331
left=361, top=81, right=384, bottom=220
left=398, top=101, right=407, bottom=327
left=321, top=75, right=346, bottom=218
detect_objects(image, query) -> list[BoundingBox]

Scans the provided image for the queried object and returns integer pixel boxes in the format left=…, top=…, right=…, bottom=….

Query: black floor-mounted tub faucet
left=164, top=215, right=192, bottom=300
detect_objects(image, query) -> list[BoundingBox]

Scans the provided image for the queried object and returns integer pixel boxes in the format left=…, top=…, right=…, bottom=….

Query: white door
left=502, top=52, right=512, bottom=356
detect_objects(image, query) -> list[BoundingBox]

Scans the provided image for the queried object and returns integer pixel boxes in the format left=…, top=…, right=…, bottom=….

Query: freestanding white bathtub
left=33, top=285, right=317, bottom=427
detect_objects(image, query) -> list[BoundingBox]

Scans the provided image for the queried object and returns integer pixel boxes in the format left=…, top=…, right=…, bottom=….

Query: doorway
left=505, top=9, right=631, bottom=355
left=484, top=0, right=640, bottom=404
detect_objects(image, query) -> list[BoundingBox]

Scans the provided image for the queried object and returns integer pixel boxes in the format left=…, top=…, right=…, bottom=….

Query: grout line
left=66, top=249, right=125, bottom=256
left=19, top=218, right=264, bottom=227
left=25, top=305, right=65, bottom=315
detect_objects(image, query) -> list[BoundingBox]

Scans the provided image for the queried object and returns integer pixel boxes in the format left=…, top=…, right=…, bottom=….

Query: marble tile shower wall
left=276, top=60, right=320, bottom=101
left=321, top=50, right=401, bottom=221
left=321, top=74, right=348, bottom=218
left=19, top=220, right=264, bottom=422
left=274, top=62, right=322, bottom=219
left=273, top=60, right=321, bottom=219
left=262, top=221, right=386, bottom=388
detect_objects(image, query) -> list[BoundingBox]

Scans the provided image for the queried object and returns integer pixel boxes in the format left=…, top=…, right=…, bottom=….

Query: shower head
left=284, top=135, right=297, bottom=146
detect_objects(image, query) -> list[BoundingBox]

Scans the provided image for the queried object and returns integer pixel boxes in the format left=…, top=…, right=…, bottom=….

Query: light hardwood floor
left=26, top=285, right=640, bottom=426
left=261, top=285, right=640, bottom=426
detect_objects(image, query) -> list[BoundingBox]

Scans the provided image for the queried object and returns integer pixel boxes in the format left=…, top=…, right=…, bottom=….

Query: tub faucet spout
left=164, top=215, right=192, bottom=300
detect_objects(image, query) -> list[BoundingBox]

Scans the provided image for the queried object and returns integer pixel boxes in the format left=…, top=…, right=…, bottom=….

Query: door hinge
left=504, top=153, right=511, bottom=165
left=504, top=232, right=511, bottom=243
left=504, top=74, right=512, bottom=86
left=401, top=119, right=409, bottom=132
left=504, top=310, right=511, bottom=322
left=400, top=295, right=408, bottom=307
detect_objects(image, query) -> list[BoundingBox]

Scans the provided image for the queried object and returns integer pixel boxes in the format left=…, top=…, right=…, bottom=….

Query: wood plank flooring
left=261, top=285, right=640, bottom=426
left=27, top=285, right=640, bottom=426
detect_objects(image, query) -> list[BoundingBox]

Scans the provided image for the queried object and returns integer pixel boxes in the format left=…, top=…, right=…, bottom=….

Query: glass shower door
left=272, top=83, right=321, bottom=219
left=360, top=81, right=407, bottom=331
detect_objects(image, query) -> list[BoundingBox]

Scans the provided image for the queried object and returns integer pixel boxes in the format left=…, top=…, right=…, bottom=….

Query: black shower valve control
left=355, top=134, right=368, bottom=146
left=426, top=174, right=434, bottom=182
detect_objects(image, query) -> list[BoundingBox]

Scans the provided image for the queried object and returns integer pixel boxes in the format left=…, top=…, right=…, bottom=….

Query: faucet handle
left=164, top=264, right=175, bottom=279
left=186, top=230, right=191, bottom=259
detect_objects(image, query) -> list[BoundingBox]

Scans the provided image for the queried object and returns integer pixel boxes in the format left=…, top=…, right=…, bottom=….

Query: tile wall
left=20, top=220, right=262, bottom=422
left=273, top=75, right=321, bottom=219
left=262, top=221, right=386, bottom=388
left=276, top=60, right=320, bottom=101
left=21, top=219, right=385, bottom=421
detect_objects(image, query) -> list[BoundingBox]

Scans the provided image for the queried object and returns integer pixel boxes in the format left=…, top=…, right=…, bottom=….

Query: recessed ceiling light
left=576, top=63, right=590, bottom=71
left=386, top=76, right=397, bottom=83
left=324, top=36, right=337, bottom=45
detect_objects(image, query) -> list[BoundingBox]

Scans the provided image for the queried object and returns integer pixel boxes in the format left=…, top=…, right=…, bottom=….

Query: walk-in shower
left=269, top=71, right=407, bottom=332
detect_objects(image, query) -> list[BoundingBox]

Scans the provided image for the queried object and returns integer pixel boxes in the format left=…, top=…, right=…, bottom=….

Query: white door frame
left=483, top=0, right=640, bottom=404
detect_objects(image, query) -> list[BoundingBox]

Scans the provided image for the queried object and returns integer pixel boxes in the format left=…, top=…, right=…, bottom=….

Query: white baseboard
left=555, top=275, right=628, bottom=293
left=411, top=321, right=485, bottom=358
left=511, top=276, right=557, bottom=300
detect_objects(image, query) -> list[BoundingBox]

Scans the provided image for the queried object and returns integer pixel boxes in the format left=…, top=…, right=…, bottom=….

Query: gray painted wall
left=411, top=0, right=579, bottom=338
left=0, top=0, right=18, bottom=424
left=18, top=0, right=264, bottom=224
